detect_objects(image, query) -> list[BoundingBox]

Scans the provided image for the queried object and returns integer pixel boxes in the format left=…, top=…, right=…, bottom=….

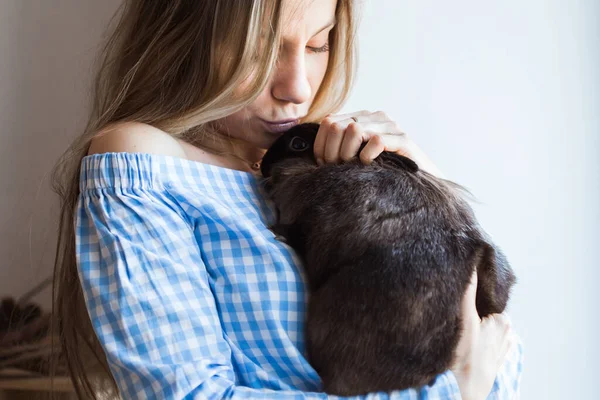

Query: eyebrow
left=311, top=19, right=337, bottom=37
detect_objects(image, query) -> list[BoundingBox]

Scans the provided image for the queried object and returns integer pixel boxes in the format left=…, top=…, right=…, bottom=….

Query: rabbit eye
left=289, top=136, right=309, bottom=152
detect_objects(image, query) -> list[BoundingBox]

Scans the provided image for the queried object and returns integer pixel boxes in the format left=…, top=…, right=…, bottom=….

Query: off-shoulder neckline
left=82, top=151, right=262, bottom=179
left=79, top=152, right=268, bottom=193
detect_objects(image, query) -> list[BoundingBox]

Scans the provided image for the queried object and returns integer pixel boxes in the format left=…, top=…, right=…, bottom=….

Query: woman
left=52, top=0, right=522, bottom=399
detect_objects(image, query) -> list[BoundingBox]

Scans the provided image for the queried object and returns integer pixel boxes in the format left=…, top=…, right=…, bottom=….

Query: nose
left=271, top=50, right=312, bottom=105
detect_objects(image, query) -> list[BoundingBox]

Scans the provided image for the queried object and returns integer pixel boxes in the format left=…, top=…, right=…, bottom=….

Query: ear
left=261, top=136, right=289, bottom=178
left=376, top=152, right=419, bottom=173
left=471, top=240, right=516, bottom=317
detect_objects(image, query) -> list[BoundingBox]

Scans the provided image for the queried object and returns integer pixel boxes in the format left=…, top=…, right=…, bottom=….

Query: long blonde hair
left=51, top=0, right=358, bottom=398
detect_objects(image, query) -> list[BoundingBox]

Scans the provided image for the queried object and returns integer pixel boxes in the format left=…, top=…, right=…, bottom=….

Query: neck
left=220, top=137, right=265, bottom=169
left=230, top=139, right=266, bottom=166
left=182, top=124, right=267, bottom=174
left=191, top=133, right=266, bottom=174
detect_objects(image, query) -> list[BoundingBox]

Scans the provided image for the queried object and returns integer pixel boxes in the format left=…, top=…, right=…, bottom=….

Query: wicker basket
left=0, top=282, right=74, bottom=397
left=0, top=333, right=73, bottom=393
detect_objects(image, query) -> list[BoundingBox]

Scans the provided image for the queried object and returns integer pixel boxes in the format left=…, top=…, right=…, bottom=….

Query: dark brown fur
left=260, top=123, right=516, bottom=396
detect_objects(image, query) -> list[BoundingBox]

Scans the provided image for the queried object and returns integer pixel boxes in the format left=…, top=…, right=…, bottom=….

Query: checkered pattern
left=75, top=152, right=523, bottom=399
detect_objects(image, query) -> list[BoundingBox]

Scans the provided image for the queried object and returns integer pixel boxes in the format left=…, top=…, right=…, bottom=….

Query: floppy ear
left=471, top=240, right=516, bottom=317
left=261, top=137, right=289, bottom=178
left=376, top=152, right=419, bottom=173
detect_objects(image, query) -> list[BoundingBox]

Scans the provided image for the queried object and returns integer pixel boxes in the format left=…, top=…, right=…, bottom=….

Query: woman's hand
left=314, top=110, right=445, bottom=178
left=451, top=272, right=514, bottom=400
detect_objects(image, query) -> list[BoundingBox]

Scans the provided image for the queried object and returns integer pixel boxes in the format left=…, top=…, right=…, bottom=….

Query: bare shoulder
left=87, top=121, right=187, bottom=158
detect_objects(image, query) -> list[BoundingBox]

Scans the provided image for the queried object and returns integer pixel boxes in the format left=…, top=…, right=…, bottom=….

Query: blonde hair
left=51, top=0, right=358, bottom=398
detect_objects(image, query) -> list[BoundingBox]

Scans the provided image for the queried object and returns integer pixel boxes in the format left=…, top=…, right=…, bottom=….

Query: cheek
left=232, top=67, right=262, bottom=100
left=235, top=69, right=272, bottom=107
left=308, top=57, right=330, bottom=93
left=216, top=89, right=271, bottom=139
left=307, top=55, right=329, bottom=86
left=249, top=86, right=272, bottom=109
left=227, top=82, right=271, bottom=122
left=218, top=105, right=256, bottom=136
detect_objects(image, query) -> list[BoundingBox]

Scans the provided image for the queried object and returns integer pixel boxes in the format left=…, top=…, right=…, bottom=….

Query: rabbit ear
left=376, top=152, right=419, bottom=173
left=261, top=137, right=289, bottom=178
left=471, top=240, right=516, bottom=318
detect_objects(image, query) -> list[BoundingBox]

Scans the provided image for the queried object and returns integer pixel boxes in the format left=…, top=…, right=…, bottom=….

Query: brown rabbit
left=260, top=123, right=516, bottom=396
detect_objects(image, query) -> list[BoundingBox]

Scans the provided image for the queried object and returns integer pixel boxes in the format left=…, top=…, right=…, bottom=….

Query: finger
left=326, top=110, right=371, bottom=122
left=318, top=120, right=404, bottom=164
left=371, top=133, right=412, bottom=157
left=314, top=117, right=334, bottom=164
left=502, top=331, right=514, bottom=357
left=357, top=133, right=414, bottom=165
left=489, top=313, right=511, bottom=331
left=500, top=312, right=512, bottom=327
left=330, top=110, right=392, bottom=124
left=357, top=133, right=446, bottom=179
left=335, top=120, right=411, bottom=165
left=357, top=110, right=392, bottom=123
left=339, top=122, right=365, bottom=162
left=461, top=271, right=481, bottom=325
left=351, top=130, right=412, bottom=156
left=323, top=121, right=345, bottom=164
left=328, top=119, right=405, bottom=137
left=359, top=135, right=386, bottom=165
left=378, top=135, right=446, bottom=178
left=498, top=329, right=514, bottom=369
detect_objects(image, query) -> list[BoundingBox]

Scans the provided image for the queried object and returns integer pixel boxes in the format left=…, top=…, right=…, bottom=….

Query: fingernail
left=316, top=158, right=324, bottom=166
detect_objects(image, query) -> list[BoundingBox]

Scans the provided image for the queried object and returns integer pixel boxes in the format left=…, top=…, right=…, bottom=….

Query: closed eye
left=307, top=43, right=330, bottom=54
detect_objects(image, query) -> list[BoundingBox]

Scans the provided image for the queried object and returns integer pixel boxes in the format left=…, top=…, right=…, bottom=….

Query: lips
left=260, top=118, right=300, bottom=134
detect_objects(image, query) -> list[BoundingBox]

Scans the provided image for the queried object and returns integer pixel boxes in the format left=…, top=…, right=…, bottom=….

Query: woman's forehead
left=280, top=0, right=337, bottom=39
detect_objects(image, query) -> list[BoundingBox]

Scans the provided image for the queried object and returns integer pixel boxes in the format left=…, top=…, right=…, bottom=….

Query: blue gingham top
left=75, top=152, right=523, bottom=399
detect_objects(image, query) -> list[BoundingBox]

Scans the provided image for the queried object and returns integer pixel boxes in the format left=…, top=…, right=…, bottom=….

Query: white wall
left=341, top=1, right=599, bottom=399
left=0, top=1, right=120, bottom=304
left=1, top=1, right=597, bottom=399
